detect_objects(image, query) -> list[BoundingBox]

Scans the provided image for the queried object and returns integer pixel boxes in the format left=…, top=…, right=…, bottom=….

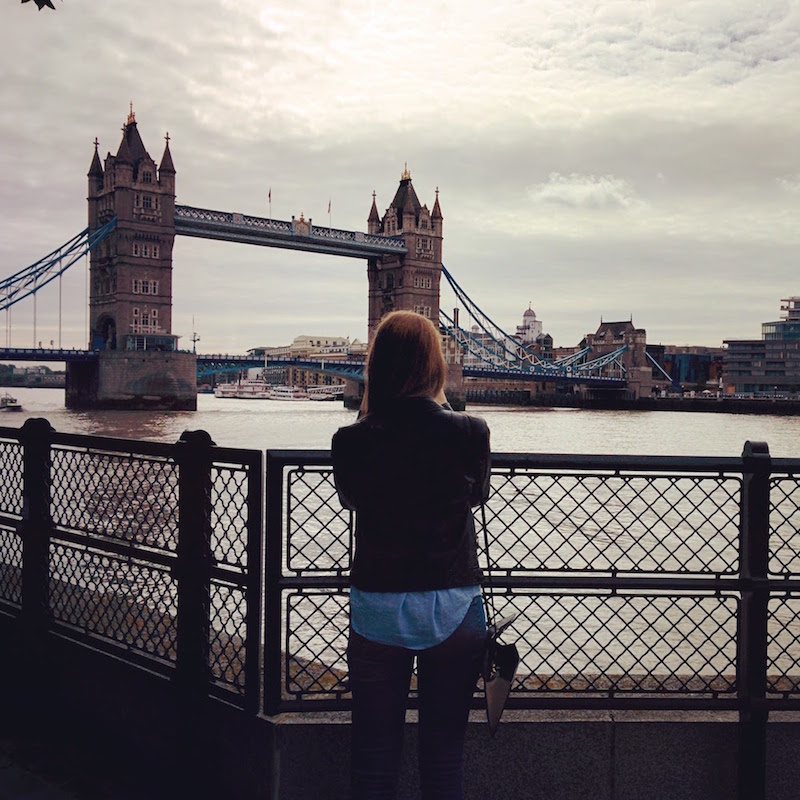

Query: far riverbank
left=517, top=394, right=800, bottom=416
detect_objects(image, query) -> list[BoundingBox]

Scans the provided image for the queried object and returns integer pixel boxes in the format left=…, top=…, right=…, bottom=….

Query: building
left=514, top=305, right=553, bottom=359
left=366, top=167, right=443, bottom=338
left=580, top=319, right=653, bottom=398
left=247, top=335, right=367, bottom=388
left=723, top=298, right=800, bottom=395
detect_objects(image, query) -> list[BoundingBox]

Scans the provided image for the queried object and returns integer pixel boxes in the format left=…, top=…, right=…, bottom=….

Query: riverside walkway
left=2, top=419, right=799, bottom=799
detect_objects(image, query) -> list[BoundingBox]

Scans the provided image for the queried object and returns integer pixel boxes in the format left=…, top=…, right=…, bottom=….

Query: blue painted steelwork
left=0, top=347, right=98, bottom=362
left=174, top=205, right=407, bottom=259
left=441, top=264, right=557, bottom=370
left=0, top=218, right=117, bottom=312
left=646, top=351, right=682, bottom=391
left=196, top=354, right=264, bottom=379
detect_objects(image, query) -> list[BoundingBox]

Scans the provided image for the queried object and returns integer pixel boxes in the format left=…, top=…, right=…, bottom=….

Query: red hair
left=361, top=311, right=446, bottom=416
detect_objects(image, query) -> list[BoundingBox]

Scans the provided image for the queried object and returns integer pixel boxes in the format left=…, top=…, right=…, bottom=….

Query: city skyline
left=1, top=1, right=799, bottom=353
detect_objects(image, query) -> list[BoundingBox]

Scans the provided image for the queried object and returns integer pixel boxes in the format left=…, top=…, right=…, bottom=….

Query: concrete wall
left=2, top=624, right=798, bottom=800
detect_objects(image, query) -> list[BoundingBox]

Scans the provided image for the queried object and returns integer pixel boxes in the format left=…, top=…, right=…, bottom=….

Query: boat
left=0, top=393, right=22, bottom=412
left=266, top=385, right=308, bottom=401
left=214, top=379, right=272, bottom=399
left=307, top=384, right=346, bottom=401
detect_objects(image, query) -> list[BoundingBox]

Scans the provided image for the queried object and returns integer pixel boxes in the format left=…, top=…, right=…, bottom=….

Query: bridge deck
left=174, top=205, right=408, bottom=259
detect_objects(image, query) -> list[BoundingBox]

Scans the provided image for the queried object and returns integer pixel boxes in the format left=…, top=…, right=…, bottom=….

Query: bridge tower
left=67, top=108, right=196, bottom=410
left=366, top=166, right=443, bottom=339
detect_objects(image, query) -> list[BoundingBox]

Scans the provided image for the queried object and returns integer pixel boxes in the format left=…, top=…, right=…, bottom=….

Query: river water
left=3, top=386, right=800, bottom=457
left=4, top=387, right=798, bottom=690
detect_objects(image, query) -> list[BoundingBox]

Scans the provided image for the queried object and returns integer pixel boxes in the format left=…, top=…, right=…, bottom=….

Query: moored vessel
left=0, top=393, right=22, bottom=412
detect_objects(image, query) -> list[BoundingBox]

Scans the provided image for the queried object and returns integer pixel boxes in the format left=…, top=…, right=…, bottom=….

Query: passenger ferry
left=214, top=380, right=272, bottom=399
left=307, top=384, right=346, bottom=401
left=266, top=385, right=308, bottom=401
left=0, top=393, right=22, bottom=412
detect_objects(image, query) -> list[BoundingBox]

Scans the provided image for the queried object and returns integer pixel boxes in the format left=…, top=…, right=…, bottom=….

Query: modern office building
left=723, top=298, right=800, bottom=394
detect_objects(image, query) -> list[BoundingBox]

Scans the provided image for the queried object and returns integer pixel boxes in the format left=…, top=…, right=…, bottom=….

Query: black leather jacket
left=331, top=396, right=491, bottom=592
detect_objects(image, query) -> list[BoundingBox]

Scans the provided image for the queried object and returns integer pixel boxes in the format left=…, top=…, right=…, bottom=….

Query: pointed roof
left=115, top=129, right=133, bottom=164
left=159, top=133, right=175, bottom=174
left=431, top=187, right=442, bottom=219
left=88, top=139, right=103, bottom=177
left=389, top=165, right=422, bottom=218
left=115, top=105, right=151, bottom=167
left=368, top=191, right=380, bottom=223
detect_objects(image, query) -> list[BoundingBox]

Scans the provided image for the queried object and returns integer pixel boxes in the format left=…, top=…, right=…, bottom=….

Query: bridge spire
left=159, top=132, right=175, bottom=176
left=88, top=138, right=103, bottom=180
left=367, top=190, right=380, bottom=233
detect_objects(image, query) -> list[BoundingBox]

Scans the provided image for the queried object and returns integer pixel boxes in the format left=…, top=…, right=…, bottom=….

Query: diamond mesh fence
left=770, top=475, right=800, bottom=576
left=286, top=467, right=352, bottom=574
left=270, top=457, right=778, bottom=707
left=0, top=522, right=22, bottom=608
left=208, top=453, right=261, bottom=700
left=49, top=542, right=177, bottom=662
left=490, top=591, right=738, bottom=694
left=210, top=580, right=248, bottom=692
left=50, top=446, right=179, bottom=552
left=484, top=470, right=741, bottom=574
left=768, top=595, right=800, bottom=696
left=0, top=439, right=23, bottom=518
left=211, top=463, right=250, bottom=571
left=285, top=590, right=350, bottom=697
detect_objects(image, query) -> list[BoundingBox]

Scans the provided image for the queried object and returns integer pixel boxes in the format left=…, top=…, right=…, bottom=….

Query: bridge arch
left=93, top=314, right=117, bottom=351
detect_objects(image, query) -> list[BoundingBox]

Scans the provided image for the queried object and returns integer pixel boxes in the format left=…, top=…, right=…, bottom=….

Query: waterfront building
left=723, top=297, right=800, bottom=395
left=581, top=319, right=653, bottom=398
left=513, top=304, right=553, bottom=360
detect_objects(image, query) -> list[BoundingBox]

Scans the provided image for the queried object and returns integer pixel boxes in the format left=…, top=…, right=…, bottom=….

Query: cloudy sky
left=1, top=0, right=799, bottom=353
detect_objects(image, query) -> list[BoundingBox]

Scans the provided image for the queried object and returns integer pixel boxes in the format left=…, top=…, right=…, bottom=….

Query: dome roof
left=523, top=305, right=537, bottom=319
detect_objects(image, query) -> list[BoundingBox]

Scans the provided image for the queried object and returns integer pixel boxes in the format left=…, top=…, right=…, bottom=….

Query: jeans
left=347, top=595, right=486, bottom=800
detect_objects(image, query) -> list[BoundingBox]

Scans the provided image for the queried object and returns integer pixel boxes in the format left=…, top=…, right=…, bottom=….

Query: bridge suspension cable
left=440, top=263, right=559, bottom=371
left=0, top=218, right=116, bottom=313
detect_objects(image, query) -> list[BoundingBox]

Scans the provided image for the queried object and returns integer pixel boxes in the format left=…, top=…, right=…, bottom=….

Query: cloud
left=777, top=175, right=800, bottom=193
left=1, top=0, right=800, bottom=353
left=527, top=172, right=641, bottom=210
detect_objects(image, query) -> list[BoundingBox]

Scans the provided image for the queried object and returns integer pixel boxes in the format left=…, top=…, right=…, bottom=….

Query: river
left=2, top=387, right=800, bottom=458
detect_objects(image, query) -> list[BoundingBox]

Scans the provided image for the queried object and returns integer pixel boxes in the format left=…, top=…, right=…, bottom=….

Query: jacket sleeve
left=467, top=415, right=491, bottom=507
left=331, top=429, right=357, bottom=511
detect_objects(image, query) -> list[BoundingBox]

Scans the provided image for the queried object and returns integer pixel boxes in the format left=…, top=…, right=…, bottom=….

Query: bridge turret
left=73, top=109, right=194, bottom=411
left=87, top=108, right=177, bottom=354
left=366, top=166, right=443, bottom=339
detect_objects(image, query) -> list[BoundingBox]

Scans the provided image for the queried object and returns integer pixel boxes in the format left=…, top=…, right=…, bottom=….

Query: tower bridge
left=0, top=109, right=641, bottom=409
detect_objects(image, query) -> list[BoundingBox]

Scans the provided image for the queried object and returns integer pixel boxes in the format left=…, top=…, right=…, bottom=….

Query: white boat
left=307, top=384, right=346, bottom=401
left=266, top=385, right=308, bottom=401
left=214, top=380, right=272, bottom=399
left=0, top=393, right=22, bottom=412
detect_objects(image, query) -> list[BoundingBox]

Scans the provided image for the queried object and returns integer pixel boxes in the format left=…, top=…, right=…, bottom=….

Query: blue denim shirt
left=350, top=585, right=482, bottom=650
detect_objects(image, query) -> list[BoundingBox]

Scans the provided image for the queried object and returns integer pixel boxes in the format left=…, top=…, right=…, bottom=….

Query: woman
left=332, top=310, right=491, bottom=800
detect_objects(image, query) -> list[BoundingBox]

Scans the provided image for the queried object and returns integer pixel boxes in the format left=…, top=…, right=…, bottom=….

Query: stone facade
left=581, top=319, right=653, bottom=399
left=87, top=107, right=177, bottom=354
left=366, top=168, right=443, bottom=340
left=66, top=351, right=196, bottom=410
left=81, top=109, right=196, bottom=410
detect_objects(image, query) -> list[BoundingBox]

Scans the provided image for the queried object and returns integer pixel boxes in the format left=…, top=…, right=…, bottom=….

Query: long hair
left=361, top=311, right=447, bottom=416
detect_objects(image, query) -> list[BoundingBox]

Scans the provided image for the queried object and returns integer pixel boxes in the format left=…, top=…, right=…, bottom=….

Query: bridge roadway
left=174, top=205, right=408, bottom=258
left=0, top=349, right=627, bottom=386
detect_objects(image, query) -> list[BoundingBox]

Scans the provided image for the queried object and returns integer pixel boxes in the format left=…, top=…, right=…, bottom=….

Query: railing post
left=738, top=440, right=771, bottom=800
left=264, top=450, right=283, bottom=716
left=18, top=417, right=55, bottom=728
left=175, top=429, right=215, bottom=792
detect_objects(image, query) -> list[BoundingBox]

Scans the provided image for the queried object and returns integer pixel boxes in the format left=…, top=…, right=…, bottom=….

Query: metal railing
left=0, top=419, right=263, bottom=713
left=3, top=421, right=800, bottom=799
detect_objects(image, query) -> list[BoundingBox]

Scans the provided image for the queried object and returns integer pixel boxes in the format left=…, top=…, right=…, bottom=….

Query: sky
left=1, top=0, right=799, bottom=353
